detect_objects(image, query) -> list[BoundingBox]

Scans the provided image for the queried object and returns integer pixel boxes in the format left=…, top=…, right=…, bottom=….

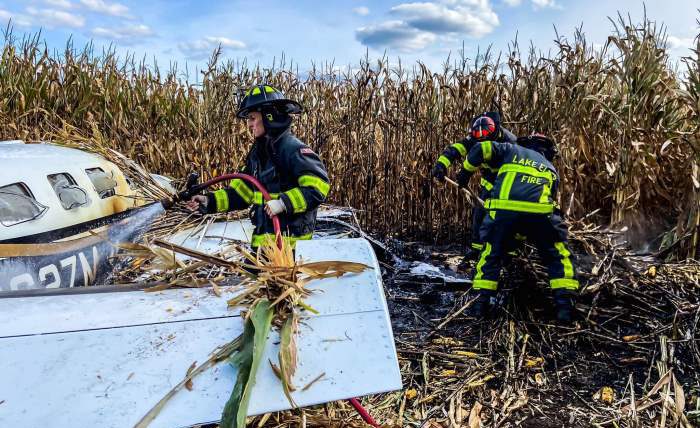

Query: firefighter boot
left=458, top=246, right=480, bottom=271
left=470, top=289, right=496, bottom=318
left=553, top=289, right=576, bottom=324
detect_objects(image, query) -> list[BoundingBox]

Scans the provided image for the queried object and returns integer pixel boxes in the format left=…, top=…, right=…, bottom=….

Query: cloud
left=179, top=36, right=247, bottom=60
left=80, top=0, right=130, bottom=18
left=353, top=6, right=370, bottom=16
left=667, top=36, right=695, bottom=51
left=389, top=0, right=499, bottom=38
left=44, top=0, right=73, bottom=8
left=503, top=0, right=559, bottom=8
left=355, top=1, right=499, bottom=51
left=531, top=0, right=559, bottom=9
left=91, top=23, right=155, bottom=44
left=26, top=6, right=85, bottom=28
left=0, top=9, right=32, bottom=27
left=204, top=36, right=246, bottom=49
left=355, top=20, right=437, bottom=52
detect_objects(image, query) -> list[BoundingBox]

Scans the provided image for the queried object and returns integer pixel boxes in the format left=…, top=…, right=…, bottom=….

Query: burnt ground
left=370, top=229, right=700, bottom=428
left=165, top=214, right=699, bottom=427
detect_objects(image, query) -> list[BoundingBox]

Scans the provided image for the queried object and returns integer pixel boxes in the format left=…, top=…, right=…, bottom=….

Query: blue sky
left=0, top=0, right=697, bottom=79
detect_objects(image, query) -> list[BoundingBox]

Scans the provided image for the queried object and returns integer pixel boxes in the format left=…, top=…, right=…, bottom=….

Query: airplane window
left=0, top=183, right=48, bottom=226
left=47, top=173, right=89, bottom=210
left=85, top=167, right=117, bottom=198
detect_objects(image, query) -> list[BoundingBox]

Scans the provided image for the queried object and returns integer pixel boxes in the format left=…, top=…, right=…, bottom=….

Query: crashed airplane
left=0, top=140, right=401, bottom=427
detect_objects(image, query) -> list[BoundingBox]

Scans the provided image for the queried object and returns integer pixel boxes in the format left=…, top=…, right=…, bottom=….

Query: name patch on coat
left=300, top=147, right=316, bottom=156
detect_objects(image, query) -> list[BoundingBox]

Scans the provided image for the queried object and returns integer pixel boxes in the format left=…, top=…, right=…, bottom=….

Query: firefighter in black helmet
left=455, top=133, right=579, bottom=323
left=187, top=84, right=330, bottom=250
left=431, top=112, right=517, bottom=261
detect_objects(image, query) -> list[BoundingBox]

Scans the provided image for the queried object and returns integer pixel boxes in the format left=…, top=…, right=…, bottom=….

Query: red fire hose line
left=193, top=174, right=381, bottom=427
left=349, top=398, right=381, bottom=427
left=195, top=173, right=283, bottom=248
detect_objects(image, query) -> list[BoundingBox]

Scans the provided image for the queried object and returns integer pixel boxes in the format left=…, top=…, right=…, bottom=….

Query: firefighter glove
left=432, top=163, right=447, bottom=183
left=265, top=199, right=287, bottom=217
left=456, top=169, right=472, bottom=188
left=186, top=195, right=209, bottom=214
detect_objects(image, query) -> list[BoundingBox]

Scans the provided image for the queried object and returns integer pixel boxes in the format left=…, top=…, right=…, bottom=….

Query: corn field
left=0, top=16, right=698, bottom=259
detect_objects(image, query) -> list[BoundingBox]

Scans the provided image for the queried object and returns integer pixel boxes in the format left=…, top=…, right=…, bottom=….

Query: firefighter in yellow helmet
left=187, top=84, right=330, bottom=251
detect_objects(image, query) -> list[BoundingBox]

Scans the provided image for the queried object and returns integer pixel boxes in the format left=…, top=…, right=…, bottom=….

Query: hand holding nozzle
left=179, top=173, right=209, bottom=213
left=185, top=195, right=208, bottom=213
left=160, top=171, right=284, bottom=248
left=178, top=172, right=201, bottom=201
left=160, top=172, right=203, bottom=210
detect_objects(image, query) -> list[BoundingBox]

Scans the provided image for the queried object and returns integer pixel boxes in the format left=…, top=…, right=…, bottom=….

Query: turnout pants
left=470, top=188, right=523, bottom=256
left=470, top=203, right=487, bottom=251
left=469, top=188, right=491, bottom=251
left=473, top=210, right=579, bottom=291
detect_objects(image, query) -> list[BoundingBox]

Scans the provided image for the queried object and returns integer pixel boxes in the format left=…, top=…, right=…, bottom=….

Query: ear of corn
left=0, top=16, right=697, bottom=259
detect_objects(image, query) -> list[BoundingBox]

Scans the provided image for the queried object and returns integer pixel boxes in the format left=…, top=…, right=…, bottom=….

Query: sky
left=0, top=0, right=697, bottom=80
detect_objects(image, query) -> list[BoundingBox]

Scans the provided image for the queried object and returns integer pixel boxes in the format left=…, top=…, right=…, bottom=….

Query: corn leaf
left=133, top=337, right=242, bottom=428
left=220, top=299, right=274, bottom=428
left=298, top=261, right=370, bottom=276
left=278, top=312, right=299, bottom=407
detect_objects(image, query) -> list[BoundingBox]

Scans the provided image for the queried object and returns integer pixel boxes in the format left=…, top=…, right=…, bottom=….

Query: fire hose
left=169, top=173, right=381, bottom=427
left=170, top=172, right=283, bottom=249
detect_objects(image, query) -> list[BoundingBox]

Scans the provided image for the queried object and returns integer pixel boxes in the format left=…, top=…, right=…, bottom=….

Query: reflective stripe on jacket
left=462, top=141, right=559, bottom=214
left=436, top=127, right=517, bottom=192
left=205, top=129, right=329, bottom=247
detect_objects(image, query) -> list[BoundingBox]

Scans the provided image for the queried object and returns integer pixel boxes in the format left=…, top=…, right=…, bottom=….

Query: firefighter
left=186, top=84, right=330, bottom=251
left=431, top=112, right=517, bottom=261
left=455, top=134, right=579, bottom=323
